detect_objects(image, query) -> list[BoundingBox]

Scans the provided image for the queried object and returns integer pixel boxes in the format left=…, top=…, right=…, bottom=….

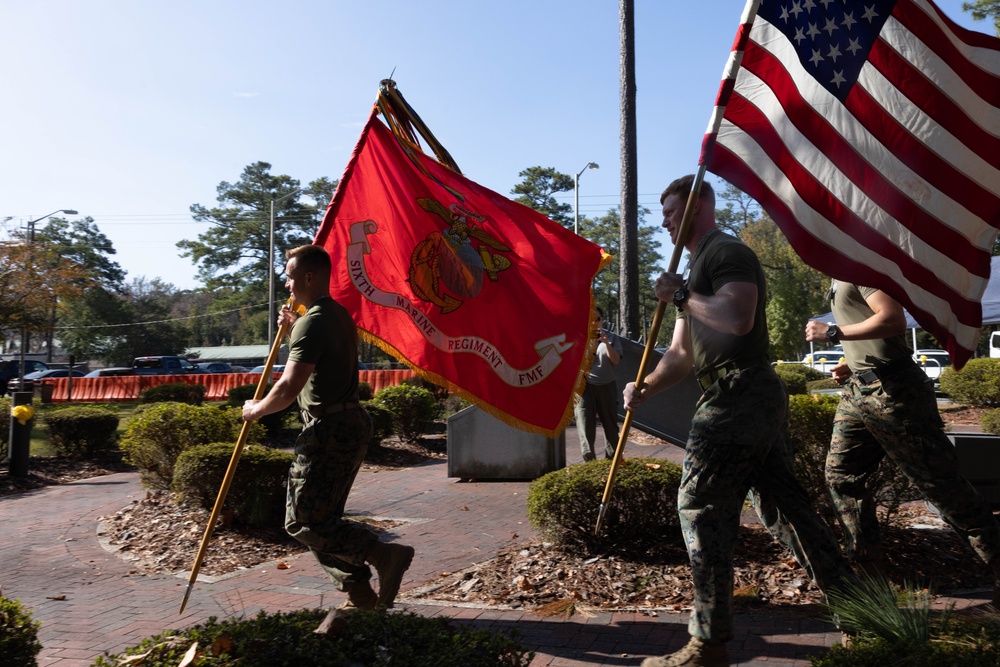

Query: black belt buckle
left=856, top=369, right=879, bottom=384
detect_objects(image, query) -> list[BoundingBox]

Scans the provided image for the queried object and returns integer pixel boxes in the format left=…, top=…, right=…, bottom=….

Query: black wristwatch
left=825, top=324, right=841, bottom=344
left=672, top=287, right=690, bottom=311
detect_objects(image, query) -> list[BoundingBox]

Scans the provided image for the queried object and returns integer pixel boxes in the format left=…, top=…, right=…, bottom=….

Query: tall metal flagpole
left=594, top=0, right=762, bottom=535
left=594, top=169, right=705, bottom=534
left=178, top=297, right=303, bottom=614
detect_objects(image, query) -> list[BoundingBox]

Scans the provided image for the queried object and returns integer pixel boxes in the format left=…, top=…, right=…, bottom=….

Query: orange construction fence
left=43, top=369, right=417, bottom=403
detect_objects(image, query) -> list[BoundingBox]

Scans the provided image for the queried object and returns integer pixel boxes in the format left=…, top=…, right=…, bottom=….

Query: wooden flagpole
left=178, top=297, right=301, bottom=614
left=594, top=168, right=707, bottom=534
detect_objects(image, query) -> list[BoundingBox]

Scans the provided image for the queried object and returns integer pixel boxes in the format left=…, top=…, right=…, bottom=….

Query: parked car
left=799, top=346, right=844, bottom=375
left=7, top=368, right=85, bottom=392
left=230, top=365, right=250, bottom=373
left=914, top=349, right=951, bottom=388
left=132, top=356, right=205, bottom=375
left=250, top=364, right=285, bottom=378
left=196, top=362, right=235, bottom=373
left=84, top=367, right=136, bottom=378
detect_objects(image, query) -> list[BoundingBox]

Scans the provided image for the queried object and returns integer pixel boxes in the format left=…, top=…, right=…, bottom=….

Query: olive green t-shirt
left=830, top=281, right=911, bottom=373
left=287, top=296, right=360, bottom=417
left=682, top=229, right=770, bottom=373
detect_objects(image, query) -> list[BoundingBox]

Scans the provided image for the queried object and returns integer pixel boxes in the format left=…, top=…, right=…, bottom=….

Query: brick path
left=0, top=428, right=992, bottom=666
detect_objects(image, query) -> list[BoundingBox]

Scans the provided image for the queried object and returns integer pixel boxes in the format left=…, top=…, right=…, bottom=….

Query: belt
left=854, top=357, right=916, bottom=385
left=301, top=401, right=360, bottom=423
left=696, top=362, right=763, bottom=392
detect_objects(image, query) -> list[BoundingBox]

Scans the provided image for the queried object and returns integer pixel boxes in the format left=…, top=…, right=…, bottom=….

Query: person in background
left=575, top=306, right=623, bottom=461
left=805, top=280, right=1000, bottom=604
left=624, top=176, right=854, bottom=667
left=242, top=244, right=414, bottom=634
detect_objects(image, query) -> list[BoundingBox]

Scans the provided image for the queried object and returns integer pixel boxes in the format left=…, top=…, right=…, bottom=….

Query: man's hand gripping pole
left=178, top=297, right=304, bottom=615
left=594, top=171, right=705, bottom=535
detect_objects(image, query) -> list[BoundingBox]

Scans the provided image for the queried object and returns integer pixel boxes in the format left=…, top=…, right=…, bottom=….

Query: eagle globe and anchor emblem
left=408, top=197, right=512, bottom=313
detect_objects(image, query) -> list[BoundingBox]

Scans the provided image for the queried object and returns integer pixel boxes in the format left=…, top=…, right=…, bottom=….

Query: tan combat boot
left=367, top=541, right=415, bottom=608
left=640, top=636, right=729, bottom=667
left=314, top=580, right=378, bottom=635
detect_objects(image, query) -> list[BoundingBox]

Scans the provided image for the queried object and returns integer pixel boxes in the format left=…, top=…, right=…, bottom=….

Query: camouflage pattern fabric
left=285, top=405, right=377, bottom=591
left=827, top=364, right=1000, bottom=571
left=681, top=366, right=853, bottom=642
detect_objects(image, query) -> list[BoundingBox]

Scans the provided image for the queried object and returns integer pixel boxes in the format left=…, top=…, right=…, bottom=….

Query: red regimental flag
left=315, top=107, right=609, bottom=436
left=701, top=0, right=1000, bottom=369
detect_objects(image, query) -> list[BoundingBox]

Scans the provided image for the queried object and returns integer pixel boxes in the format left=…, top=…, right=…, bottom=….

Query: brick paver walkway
left=1, top=428, right=992, bottom=666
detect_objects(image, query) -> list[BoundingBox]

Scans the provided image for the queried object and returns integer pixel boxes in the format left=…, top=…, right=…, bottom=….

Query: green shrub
left=358, top=381, right=373, bottom=401
left=0, top=595, right=42, bottom=667
left=139, top=382, right=206, bottom=406
left=775, top=363, right=829, bottom=395
left=92, top=608, right=533, bottom=667
left=44, top=406, right=119, bottom=458
left=401, top=374, right=449, bottom=399
left=440, top=394, right=472, bottom=418
left=787, top=394, right=919, bottom=524
left=939, top=358, right=1000, bottom=407
left=173, top=443, right=293, bottom=527
left=372, top=384, right=441, bottom=441
left=982, top=409, right=1000, bottom=435
left=810, top=618, right=1000, bottom=666
left=118, top=402, right=264, bottom=489
left=226, top=383, right=296, bottom=434
left=362, top=400, right=395, bottom=447
left=527, top=457, right=682, bottom=555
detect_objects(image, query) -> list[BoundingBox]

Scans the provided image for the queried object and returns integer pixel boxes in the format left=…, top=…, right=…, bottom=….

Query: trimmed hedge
left=44, top=406, right=119, bottom=458
left=774, top=363, right=829, bottom=395
left=527, top=457, right=683, bottom=555
left=0, top=595, right=42, bottom=667
left=92, top=608, right=533, bottom=667
left=372, top=384, right=441, bottom=441
left=139, top=382, right=207, bottom=406
left=173, top=443, right=293, bottom=527
left=118, top=402, right=264, bottom=489
left=939, top=358, right=1000, bottom=407
left=362, top=400, right=395, bottom=448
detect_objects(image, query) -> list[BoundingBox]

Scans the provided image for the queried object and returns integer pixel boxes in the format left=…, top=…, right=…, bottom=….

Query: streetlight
left=268, top=190, right=315, bottom=343
left=574, top=162, right=599, bottom=235
left=18, top=209, right=78, bottom=385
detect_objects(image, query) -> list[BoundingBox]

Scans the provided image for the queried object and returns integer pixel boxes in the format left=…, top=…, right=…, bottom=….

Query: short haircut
left=286, top=244, right=331, bottom=276
left=660, top=175, right=715, bottom=205
left=596, top=306, right=605, bottom=320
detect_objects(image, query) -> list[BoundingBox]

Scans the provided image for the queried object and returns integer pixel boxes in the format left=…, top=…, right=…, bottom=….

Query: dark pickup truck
left=132, top=356, right=206, bottom=375
left=0, top=359, right=50, bottom=395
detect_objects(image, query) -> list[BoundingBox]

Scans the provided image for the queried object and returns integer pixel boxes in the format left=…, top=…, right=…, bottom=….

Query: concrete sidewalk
left=0, top=429, right=992, bottom=667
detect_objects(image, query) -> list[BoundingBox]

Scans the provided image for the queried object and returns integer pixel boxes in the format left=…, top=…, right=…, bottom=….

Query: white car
left=913, top=349, right=951, bottom=387
left=800, top=346, right=844, bottom=375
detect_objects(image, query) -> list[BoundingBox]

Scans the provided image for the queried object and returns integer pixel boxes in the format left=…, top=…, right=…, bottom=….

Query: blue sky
left=0, top=0, right=989, bottom=290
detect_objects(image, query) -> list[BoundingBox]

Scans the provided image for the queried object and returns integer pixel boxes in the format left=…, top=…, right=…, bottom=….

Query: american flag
left=700, top=0, right=1000, bottom=369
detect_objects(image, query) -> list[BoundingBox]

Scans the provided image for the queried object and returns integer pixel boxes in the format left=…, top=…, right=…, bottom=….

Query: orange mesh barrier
left=46, top=369, right=416, bottom=403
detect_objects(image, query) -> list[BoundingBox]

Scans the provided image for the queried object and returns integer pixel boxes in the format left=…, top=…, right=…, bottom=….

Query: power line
left=54, top=302, right=267, bottom=331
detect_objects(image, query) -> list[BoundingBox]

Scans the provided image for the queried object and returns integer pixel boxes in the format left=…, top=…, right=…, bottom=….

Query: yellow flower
left=12, top=404, right=34, bottom=425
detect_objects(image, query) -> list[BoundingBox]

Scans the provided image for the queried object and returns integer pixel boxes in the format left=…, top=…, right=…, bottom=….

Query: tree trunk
left=618, top=0, right=640, bottom=340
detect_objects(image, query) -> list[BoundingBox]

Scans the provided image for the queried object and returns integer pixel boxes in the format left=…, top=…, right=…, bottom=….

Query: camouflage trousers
left=827, top=364, right=1000, bottom=571
left=574, top=380, right=620, bottom=461
left=681, top=366, right=852, bottom=642
left=285, top=405, right=376, bottom=591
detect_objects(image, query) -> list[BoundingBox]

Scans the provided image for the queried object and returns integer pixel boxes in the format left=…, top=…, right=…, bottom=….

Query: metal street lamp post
left=19, top=209, right=78, bottom=379
left=268, top=190, right=314, bottom=343
left=11, top=209, right=77, bottom=477
left=574, top=162, right=599, bottom=235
